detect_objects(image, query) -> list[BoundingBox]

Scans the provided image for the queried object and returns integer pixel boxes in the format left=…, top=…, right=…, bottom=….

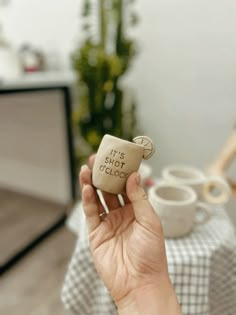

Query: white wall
left=2, top=0, right=236, bottom=177
left=1, top=0, right=81, bottom=69
left=130, top=0, right=236, bottom=177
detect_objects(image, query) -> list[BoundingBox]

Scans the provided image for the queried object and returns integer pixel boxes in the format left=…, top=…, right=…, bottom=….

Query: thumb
left=126, top=172, right=161, bottom=227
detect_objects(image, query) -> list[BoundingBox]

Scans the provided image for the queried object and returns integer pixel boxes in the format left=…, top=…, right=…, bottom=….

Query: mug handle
left=194, top=202, right=212, bottom=225
left=203, top=176, right=232, bottom=204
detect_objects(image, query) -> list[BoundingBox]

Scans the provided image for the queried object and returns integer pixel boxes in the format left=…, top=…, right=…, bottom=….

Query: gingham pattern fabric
left=62, top=202, right=117, bottom=315
left=61, top=203, right=236, bottom=315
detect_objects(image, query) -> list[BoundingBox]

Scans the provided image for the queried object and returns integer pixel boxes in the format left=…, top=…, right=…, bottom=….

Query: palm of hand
left=80, top=162, right=181, bottom=314
left=88, top=203, right=165, bottom=302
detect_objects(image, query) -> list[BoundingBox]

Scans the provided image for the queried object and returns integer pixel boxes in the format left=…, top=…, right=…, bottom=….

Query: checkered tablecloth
left=61, top=202, right=236, bottom=315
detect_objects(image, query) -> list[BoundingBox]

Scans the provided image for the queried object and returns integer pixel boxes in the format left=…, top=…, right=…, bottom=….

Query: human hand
left=80, top=155, right=182, bottom=314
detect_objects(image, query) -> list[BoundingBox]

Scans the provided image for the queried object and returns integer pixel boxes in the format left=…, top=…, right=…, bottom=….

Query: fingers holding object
left=80, top=163, right=120, bottom=213
left=80, top=158, right=128, bottom=211
left=89, top=154, right=96, bottom=168
left=79, top=153, right=96, bottom=188
left=79, top=164, right=92, bottom=188
left=126, top=172, right=160, bottom=226
left=82, top=184, right=101, bottom=233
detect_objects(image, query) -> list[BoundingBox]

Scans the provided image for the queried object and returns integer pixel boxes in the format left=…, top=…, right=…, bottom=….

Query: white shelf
left=0, top=71, right=75, bottom=90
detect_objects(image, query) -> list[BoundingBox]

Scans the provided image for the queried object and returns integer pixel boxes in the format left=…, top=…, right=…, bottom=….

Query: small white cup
left=162, top=165, right=231, bottom=204
left=148, top=183, right=212, bottom=238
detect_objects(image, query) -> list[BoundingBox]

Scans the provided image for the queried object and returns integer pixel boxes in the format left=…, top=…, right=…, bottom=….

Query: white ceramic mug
left=148, top=183, right=212, bottom=238
left=162, top=165, right=231, bottom=204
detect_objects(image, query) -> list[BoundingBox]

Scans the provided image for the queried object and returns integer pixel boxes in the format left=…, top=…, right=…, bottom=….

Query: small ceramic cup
left=92, top=135, right=145, bottom=194
left=148, top=182, right=212, bottom=238
left=162, top=165, right=231, bottom=204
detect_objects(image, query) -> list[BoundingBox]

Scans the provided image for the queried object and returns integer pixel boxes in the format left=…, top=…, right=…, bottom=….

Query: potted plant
left=72, top=0, right=139, bottom=165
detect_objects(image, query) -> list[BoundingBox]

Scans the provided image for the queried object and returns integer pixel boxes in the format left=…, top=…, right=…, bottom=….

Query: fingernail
left=82, top=183, right=87, bottom=189
left=136, top=173, right=141, bottom=185
left=81, top=164, right=88, bottom=171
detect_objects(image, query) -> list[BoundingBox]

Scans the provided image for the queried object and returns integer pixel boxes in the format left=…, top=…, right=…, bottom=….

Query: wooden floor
left=0, top=188, right=66, bottom=267
left=0, top=226, right=76, bottom=315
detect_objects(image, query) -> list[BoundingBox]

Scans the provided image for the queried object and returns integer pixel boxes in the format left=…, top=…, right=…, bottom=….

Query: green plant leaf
left=72, top=0, right=140, bottom=159
left=82, top=0, right=91, bottom=17
left=82, top=23, right=91, bottom=31
left=130, top=13, right=139, bottom=26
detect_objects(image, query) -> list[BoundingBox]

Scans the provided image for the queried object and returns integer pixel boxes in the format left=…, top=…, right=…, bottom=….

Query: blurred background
left=0, top=0, right=235, bottom=314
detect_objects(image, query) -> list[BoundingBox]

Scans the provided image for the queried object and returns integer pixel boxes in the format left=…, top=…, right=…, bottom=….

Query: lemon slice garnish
left=133, top=136, right=155, bottom=160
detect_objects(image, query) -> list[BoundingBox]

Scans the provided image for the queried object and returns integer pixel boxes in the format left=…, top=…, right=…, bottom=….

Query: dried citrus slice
left=133, top=136, right=155, bottom=160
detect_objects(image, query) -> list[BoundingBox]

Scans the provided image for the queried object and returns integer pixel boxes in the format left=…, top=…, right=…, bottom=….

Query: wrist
left=116, top=275, right=182, bottom=315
